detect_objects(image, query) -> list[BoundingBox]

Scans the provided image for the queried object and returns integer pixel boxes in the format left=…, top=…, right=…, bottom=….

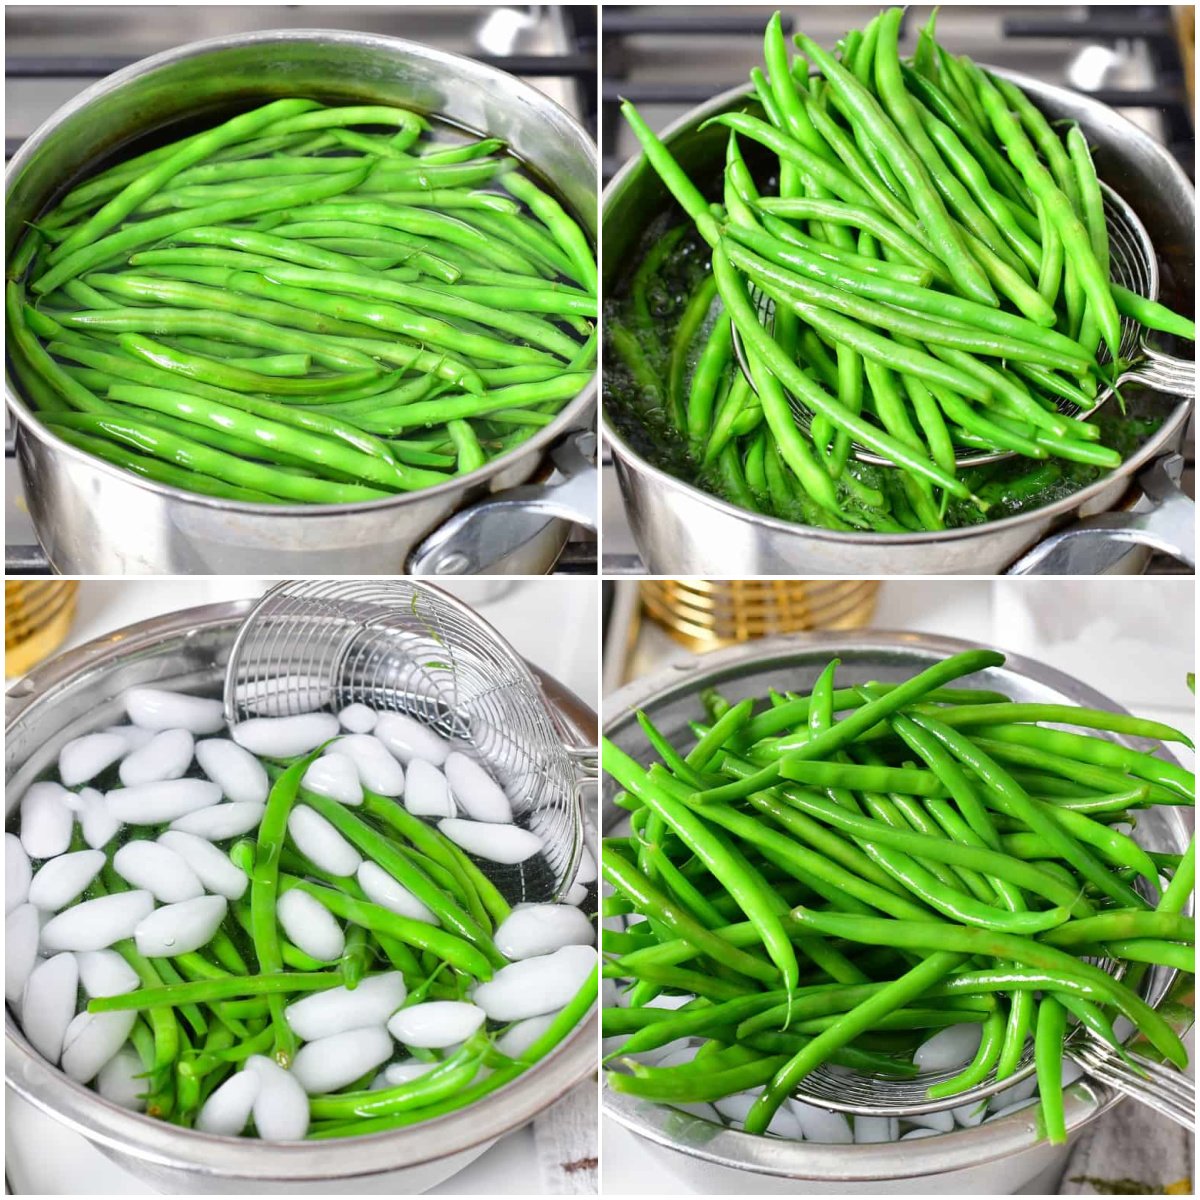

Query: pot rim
left=5, top=27, right=598, bottom=518
left=600, top=69, right=1195, bottom=548
left=5, top=598, right=598, bottom=1182
left=600, top=630, right=1193, bottom=1182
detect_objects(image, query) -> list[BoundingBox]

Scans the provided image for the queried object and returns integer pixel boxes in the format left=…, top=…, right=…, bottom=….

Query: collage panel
left=600, top=575, right=1195, bottom=1194
left=6, top=4, right=598, bottom=577
left=5, top=575, right=599, bottom=1193
left=3, top=2, right=1198, bottom=1198
left=600, top=4, right=1194, bottom=576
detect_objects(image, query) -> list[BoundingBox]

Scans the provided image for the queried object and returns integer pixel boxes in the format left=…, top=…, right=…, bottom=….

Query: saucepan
left=5, top=30, right=598, bottom=575
left=601, top=71, right=1194, bottom=575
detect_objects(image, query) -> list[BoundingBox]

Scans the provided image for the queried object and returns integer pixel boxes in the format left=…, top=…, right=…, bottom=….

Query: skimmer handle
left=1070, top=1041, right=1195, bottom=1129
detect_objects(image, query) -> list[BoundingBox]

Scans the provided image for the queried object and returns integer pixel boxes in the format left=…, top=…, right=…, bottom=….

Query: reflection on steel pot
left=601, top=71, right=1194, bottom=576
left=6, top=30, right=597, bottom=576
left=602, top=632, right=1193, bottom=1194
left=5, top=601, right=597, bottom=1195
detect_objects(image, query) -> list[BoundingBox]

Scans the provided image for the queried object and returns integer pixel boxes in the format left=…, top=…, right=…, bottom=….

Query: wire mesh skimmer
left=732, top=181, right=1196, bottom=468
left=222, top=579, right=595, bottom=903
left=791, top=1016, right=1195, bottom=1127
left=787, top=899, right=1194, bottom=1123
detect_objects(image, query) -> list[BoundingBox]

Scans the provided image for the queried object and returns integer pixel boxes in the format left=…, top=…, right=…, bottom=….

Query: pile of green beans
left=601, top=649, right=1195, bottom=1144
left=80, top=755, right=596, bottom=1138
left=8, top=99, right=596, bottom=505
left=609, top=8, right=1194, bottom=533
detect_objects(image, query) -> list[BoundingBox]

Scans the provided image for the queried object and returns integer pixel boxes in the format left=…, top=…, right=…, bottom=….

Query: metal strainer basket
left=223, top=579, right=595, bottom=903
left=733, top=181, right=1196, bottom=469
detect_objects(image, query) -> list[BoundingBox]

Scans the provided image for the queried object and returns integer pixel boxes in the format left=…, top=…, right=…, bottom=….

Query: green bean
left=88, top=972, right=342, bottom=1013
left=235, top=263, right=582, bottom=359
left=723, top=223, right=1091, bottom=370
left=257, top=103, right=425, bottom=143
left=35, top=166, right=371, bottom=296
left=404, top=278, right=596, bottom=318
left=453, top=207, right=571, bottom=279
left=50, top=100, right=319, bottom=260
left=755, top=215, right=933, bottom=286
left=789, top=910, right=1187, bottom=1069
left=975, top=723, right=1194, bottom=802
left=971, top=69, right=1120, bottom=356
left=105, top=383, right=442, bottom=490
left=705, top=650, right=1005, bottom=802
left=780, top=760, right=947, bottom=796
left=667, top=274, right=719, bottom=432
left=873, top=9, right=1028, bottom=283
left=746, top=951, right=967, bottom=1133
left=311, top=966, right=596, bottom=1137
left=142, top=224, right=400, bottom=276
left=500, top=173, right=596, bottom=293
left=1159, top=840, right=1196, bottom=914
left=798, top=32, right=994, bottom=304
left=604, top=741, right=800, bottom=996
left=712, top=244, right=976, bottom=499
left=928, top=1004, right=1007, bottom=1100
left=604, top=850, right=779, bottom=984
left=959, top=226, right=1057, bottom=327
left=115, top=330, right=381, bottom=396
left=918, top=703, right=1193, bottom=747
left=45, top=412, right=390, bottom=503
left=57, top=302, right=375, bottom=375
left=1112, top=284, right=1196, bottom=342
left=757, top=785, right=1080, bottom=919
left=705, top=111, right=875, bottom=210
left=899, top=67, right=1031, bottom=207
left=738, top=682, right=1009, bottom=745
left=753, top=197, right=946, bottom=281
left=743, top=343, right=841, bottom=514
left=47, top=425, right=282, bottom=502
left=300, top=790, right=501, bottom=960
left=249, top=748, right=327, bottom=1065
left=285, top=201, right=538, bottom=275
left=280, top=877, right=493, bottom=980
left=269, top=221, right=463, bottom=281
left=913, top=714, right=1149, bottom=909
left=1034, top=997, right=1068, bottom=1143
left=223, top=271, right=554, bottom=367
left=342, top=375, right=587, bottom=432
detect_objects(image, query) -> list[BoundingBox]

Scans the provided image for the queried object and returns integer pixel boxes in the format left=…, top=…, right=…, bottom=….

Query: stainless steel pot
left=602, top=632, right=1193, bottom=1194
left=602, top=71, right=1195, bottom=575
left=5, top=601, right=598, bottom=1195
left=5, top=31, right=598, bottom=575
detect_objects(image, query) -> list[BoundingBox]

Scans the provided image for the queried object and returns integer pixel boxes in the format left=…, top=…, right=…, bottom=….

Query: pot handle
left=407, top=432, right=596, bottom=574
left=1007, top=453, right=1195, bottom=575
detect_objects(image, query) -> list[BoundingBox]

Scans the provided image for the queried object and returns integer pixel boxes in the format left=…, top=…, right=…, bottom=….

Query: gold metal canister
left=5, top=581, right=79, bottom=678
left=640, top=578, right=879, bottom=650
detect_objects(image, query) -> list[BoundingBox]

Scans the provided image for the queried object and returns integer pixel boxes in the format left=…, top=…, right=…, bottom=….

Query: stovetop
left=4, top=4, right=598, bottom=576
left=600, top=4, right=1195, bottom=574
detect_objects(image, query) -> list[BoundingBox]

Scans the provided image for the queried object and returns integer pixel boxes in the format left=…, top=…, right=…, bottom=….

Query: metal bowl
left=602, top=71, right=1195, bottom=575
left=601, top=632, right=1194, bottom=1193
left=5, top=30, right=598, bottom=575
left=5, top=601, right=598, bottom=1195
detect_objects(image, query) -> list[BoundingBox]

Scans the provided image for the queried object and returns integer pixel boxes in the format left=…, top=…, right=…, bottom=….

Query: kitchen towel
left=533, top=1078, right=598, bottom=1194
left=1059, top=1102, right=1193, bottom=1194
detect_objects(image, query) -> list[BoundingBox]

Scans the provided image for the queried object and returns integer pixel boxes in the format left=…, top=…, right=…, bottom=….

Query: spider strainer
left=222, top=579, right=595, bottom=903
left=788, top=894, right=1193, bottom=1121
left=791, top=1010, right=1195, bottom=1126
left=732, top=181, right=1196, bottom=469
